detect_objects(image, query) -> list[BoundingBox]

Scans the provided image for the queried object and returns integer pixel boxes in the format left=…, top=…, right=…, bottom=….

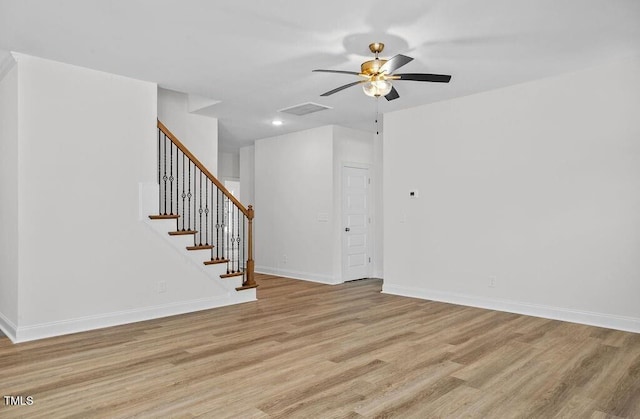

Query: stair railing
left=156, top=120, right=256, bottom=289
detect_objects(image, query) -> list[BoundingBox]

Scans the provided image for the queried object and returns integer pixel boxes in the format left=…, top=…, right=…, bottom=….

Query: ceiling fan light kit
left=313, top=42, right=452, bottom=101
left=362, top=79, right=393, bottom=97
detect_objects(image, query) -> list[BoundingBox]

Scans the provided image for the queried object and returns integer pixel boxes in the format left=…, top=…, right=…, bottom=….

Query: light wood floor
left=1, top=274, right=639, bottom=418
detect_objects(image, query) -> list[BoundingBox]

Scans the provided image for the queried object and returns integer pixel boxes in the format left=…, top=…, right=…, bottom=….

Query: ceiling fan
left=313, top=42, right=452, bottom=101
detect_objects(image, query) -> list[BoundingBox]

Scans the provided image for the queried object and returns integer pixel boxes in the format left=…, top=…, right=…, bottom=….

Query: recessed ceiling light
left=272, top=120, right=283, bottom=126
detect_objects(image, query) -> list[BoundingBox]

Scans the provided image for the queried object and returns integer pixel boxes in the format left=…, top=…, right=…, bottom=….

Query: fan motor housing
left=361, top=59, right=388, bottom=76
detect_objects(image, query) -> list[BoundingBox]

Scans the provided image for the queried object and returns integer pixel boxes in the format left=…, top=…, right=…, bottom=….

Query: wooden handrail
left=157, top=119, right=256, bottom=289
left=157, top=120, right=250, bottom=219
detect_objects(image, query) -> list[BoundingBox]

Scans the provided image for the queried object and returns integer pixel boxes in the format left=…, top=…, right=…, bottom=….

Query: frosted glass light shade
left=362, top=80, right=392, bottom=97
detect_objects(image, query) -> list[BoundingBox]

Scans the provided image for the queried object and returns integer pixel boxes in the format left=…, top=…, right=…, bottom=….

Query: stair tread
left=149, top=214, right=180, bottom=219
left=236, top=284, right=259, bottom=291
left=203, top=258, right=230, bottom=265
left=168, top=230, right=198, bottom=236
left=186, top=245, right=214, bottom=251
left=221, top=271, right=244, bottom=278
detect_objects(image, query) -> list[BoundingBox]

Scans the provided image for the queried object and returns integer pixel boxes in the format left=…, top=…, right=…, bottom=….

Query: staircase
left=148, top=120, right=257, bottom=293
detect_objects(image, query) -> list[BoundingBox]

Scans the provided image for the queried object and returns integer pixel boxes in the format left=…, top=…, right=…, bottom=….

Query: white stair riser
left=140, top=182, right=249, bottom=295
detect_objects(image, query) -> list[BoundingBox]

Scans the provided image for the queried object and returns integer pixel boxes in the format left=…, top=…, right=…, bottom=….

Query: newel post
left=244, top=205, right=256, bottom=288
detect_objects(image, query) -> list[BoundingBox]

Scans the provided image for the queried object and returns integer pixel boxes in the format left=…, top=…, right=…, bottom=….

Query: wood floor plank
left=353, top=361, right=464, bottom=417
left=0, top=274, right=639, bottom=418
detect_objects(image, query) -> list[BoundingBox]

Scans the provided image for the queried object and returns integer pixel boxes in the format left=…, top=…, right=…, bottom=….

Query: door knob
left=345, top=227, right=350, bottom=232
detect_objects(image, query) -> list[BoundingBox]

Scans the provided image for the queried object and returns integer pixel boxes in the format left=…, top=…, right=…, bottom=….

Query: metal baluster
left=192, top=168, right=196, bottom=237
left=235, top=205, right=239, bottom=272
left=194, top=169, right=199, bottom=240
left=157, top=129, right=161, bottom=214
left=216, top=189, right=221, bottom=260
left=212, top=189, right=216, bottom=260
left=224, top=198, right=231, bottom=273
left=187, top=161, right=191, bottom=230
left=210, top=184, right=215, bottom=256
left=230, top=205, right=235, bottom=273
left=198, top=171, right=203, bottom=245
left=175, top=147, right=179, bottom=223
left=239, top=213, right=243, bottom=274
left=173, top=145, right=181, bottom=217
left=181, top=154, right=186, bottom=230
left=171, top=142, right=176, bottom=214
left=242, top=213, right=246, bottom=274
left=162, top=133, right=168, bottom=215
left=237, top=207, right=242, bottom=273
left=222, top=190, right=226, bottom=261
left=205, top=180, right=210, bottom=245
left=234, top=205, right=239, bottom=273
left=221, top=194, right=226, bottom=263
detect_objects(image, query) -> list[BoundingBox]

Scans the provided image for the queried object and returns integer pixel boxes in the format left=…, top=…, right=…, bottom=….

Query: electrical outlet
left=158, top=281, right=167, bottom=293
left=488, top=276, right=497, bottom=288
left=282, top=254, right=287, bottom=264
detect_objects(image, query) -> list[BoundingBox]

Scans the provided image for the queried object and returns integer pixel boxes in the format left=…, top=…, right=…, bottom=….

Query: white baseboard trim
left=256, top=266, right=341, bottom=285
left=382, top=283, right=640, bottom=334
left=13, top=295, right=255, bottom=343
left=0, top=311, right=18, bottom=343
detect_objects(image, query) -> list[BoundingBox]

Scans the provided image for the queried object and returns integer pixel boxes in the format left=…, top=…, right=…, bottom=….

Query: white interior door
left=342, top=166, right=370, bottom=281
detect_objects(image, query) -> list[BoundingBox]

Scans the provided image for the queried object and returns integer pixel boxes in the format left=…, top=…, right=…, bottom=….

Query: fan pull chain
left=375, top=97, right=381, bottom=136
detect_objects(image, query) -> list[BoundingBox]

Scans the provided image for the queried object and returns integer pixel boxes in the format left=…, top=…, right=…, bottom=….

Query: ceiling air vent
left=278, top=102, right=332, bottom=116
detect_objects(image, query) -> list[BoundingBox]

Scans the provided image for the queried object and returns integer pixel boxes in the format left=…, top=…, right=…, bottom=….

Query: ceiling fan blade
left=396, top=73, right=452, bottom=83
left=385, top=86, right=400, bottom=101
left=379, top=54, right=413, bottom=74
left=320, top=80, right=365, bottom=96
left=313, top=69, right=361, bottom=76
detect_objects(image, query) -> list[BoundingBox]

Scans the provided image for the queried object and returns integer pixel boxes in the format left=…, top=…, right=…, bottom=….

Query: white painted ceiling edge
left=1, top=0, right=639, bottom=151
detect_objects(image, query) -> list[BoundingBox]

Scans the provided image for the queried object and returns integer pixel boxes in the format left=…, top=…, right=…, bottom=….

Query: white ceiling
left=1, top=0, right=639, bottom=151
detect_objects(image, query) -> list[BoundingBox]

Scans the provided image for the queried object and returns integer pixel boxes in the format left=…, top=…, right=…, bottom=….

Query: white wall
left=239, top=145, right=255, bottom=207
left=218, top=151, right=240, bottom=180
left=254, top=125, right=377, bottom=284
left=0, top=58, right=19, bottom=337
left=157, top=88, right=218, bottom=175
left=255, top=126, right=336, bottom=283
left=383, top=56, right=640, bottom=332
left=332, top=126, right=377, bottom=280
left=10, top=54, right=239, bottom=342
